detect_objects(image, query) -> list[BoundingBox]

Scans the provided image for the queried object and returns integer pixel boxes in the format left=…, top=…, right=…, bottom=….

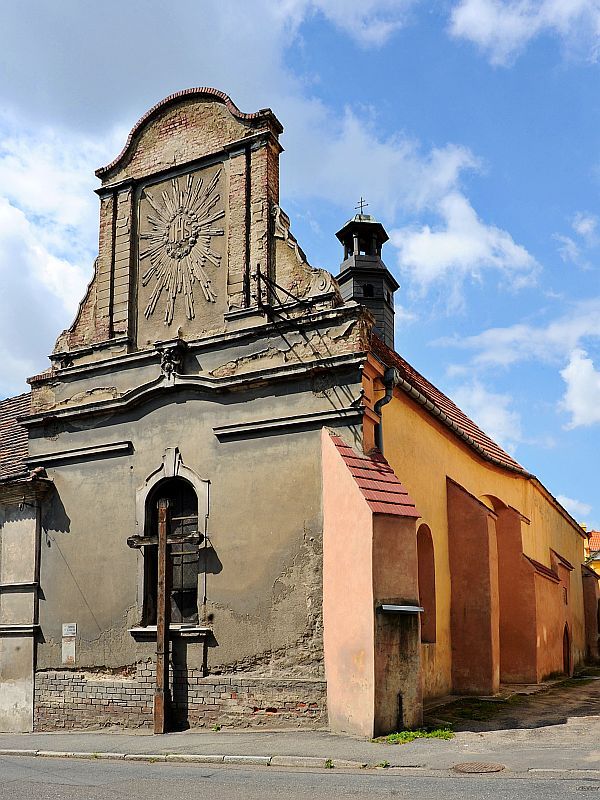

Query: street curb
left=0, top=749, right=369, bottom=770
left=528, top=768, right=600, bottom=776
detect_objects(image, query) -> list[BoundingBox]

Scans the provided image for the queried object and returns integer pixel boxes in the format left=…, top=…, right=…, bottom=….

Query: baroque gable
left=51, top=88, right=340, bottom=367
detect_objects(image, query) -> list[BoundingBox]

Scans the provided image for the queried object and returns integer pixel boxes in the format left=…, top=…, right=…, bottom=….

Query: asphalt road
left=0, top=757, right=598, bottom=800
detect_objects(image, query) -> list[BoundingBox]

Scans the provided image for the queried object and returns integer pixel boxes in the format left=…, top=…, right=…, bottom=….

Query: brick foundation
left=34, top=664, right=327, bottom=730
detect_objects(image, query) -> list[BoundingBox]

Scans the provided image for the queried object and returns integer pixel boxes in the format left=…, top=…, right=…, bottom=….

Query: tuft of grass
left=373, top=727, right=454, bottom=745
left=212, top=723, right=221, bottom=732
left=377, top=760, right=390, bottom=768
left=324, top=758, right=334, bottom=769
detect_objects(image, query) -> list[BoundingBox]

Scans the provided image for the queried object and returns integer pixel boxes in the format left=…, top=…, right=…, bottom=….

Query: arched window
left=143, top=478, right=200, bottom=626
left=417, top=524, right=436, bottom=643
left=362, top=283, right=374, bottom=298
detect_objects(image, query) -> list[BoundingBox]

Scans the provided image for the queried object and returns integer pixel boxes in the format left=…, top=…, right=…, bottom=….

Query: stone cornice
left=21, top=352, right=366, bottom=428
left=37, top=304, right=363, bottom=385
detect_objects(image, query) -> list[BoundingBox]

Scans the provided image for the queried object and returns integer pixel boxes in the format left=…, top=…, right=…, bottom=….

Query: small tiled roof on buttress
left=371, top=334, right=525, bottom=475
left=0, top=393, right=30, bottom=480
left=330, top=433, right=421, bottom=518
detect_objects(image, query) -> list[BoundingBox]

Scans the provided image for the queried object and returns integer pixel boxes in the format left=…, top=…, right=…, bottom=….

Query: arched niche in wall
left=133, top=447, right=209, bottom=623
left=417, top=523, right=436, bottom=644
left=135, top=447, right=209, bottom=533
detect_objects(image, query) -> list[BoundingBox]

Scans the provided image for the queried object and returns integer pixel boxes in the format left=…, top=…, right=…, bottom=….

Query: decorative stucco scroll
left=139, top=169, right=225, bottom=324
left=272, top=205, right=340, bottom=302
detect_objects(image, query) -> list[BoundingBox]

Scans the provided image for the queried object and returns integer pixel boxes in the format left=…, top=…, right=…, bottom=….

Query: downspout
left=374, top=367, right=400, bottom=454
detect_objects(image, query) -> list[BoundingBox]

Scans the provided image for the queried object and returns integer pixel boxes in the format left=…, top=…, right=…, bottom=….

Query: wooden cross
left=355, top=197, right=368, bottom=214
left=154, top=497, right=171, bottom=734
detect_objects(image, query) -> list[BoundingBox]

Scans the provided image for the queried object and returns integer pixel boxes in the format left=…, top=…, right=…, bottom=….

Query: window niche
left=417, top=524, right=437, bottom=644
left=132, top=448, right=210, bottom=633
left=142, top=478, right=200, bottom=626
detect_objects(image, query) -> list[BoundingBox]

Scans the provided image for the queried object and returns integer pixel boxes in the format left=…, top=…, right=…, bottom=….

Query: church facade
left=0, top=88, right=597, bottom=736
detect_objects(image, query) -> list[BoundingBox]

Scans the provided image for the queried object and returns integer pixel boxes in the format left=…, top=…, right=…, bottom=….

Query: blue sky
left=0, top=0, right=599, bottom=526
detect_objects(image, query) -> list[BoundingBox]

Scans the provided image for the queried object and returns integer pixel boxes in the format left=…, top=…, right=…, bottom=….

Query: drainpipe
left=374, top=367, right=400, bottom=454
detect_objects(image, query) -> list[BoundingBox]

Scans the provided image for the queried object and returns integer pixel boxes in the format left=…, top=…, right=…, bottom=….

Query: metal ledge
left=0, top=624, right=40, bottom=636
left=378, top=604, right=424, bottom=614
left=0, top=582, right=38, bottom=593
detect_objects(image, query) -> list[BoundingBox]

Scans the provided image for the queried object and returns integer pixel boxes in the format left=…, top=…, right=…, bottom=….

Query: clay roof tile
left=0, top=393, right=30, bottom=481
left=371, top=334, right=525, bottom=474
left=330, top=434, right=420, bottom=518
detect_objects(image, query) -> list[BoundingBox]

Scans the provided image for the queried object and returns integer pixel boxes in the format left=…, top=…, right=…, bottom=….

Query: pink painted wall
left=322, top=430, right=375, bottom=737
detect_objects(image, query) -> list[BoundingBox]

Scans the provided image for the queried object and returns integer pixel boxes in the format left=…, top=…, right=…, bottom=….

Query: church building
left=0, top=88, right=598, bottom=736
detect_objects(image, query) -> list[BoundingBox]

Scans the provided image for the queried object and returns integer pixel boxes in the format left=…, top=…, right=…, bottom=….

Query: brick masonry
left=34, top=663, right=327, bottom=730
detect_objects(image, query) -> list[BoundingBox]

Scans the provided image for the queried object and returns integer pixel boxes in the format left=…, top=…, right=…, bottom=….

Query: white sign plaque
left=62, top=622, right=77, bottom=638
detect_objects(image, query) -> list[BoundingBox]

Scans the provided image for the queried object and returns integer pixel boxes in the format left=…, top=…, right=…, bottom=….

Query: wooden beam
left=127, top=531, right=202, bottom=549
left=154, top=497, right=171, bottom=734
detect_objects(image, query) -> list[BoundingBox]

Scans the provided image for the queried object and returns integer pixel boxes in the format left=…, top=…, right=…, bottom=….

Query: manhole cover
left=453, top=762, right=505, bottom=774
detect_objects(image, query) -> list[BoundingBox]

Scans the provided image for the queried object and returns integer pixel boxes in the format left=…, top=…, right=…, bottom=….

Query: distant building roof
left=371, top=334, right=526, bottom=475
left=588, top=530, right=600, bottom=553
left=0, top=393, right=30, bottom=481
left=329, top=433, right=420, bottom=518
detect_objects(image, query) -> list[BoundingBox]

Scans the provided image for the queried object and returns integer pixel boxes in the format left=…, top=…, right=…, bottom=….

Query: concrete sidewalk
left=0, top=716, right=599, bottom=773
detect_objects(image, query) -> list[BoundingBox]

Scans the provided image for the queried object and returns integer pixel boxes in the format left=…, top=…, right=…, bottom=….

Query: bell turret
left=335, top=208, right=398, bottom=349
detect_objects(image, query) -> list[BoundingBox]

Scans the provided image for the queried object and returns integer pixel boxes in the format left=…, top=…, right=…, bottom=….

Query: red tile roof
left=588, top=530, right=600, bottom=552
left=330, top=433, right=420, bottom=518
left=371, top=334, right=526, bottom=475
left=0, top=393, right=30, bottom=481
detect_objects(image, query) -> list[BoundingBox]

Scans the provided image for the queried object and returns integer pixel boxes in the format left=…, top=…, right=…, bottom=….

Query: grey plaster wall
left=0, top=506, right=38, bottom=731
left=34, top=371, right=362, bottom=679
left=0, top=637, right=34, bottom=732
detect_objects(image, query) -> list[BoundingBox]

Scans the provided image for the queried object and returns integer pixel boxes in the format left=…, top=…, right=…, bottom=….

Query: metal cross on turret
left=355, top=197, right=369, bottom=215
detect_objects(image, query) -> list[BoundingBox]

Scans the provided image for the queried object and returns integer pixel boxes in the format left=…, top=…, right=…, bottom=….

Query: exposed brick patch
left=96, top=88, right=283, bottom=178
left=34, top=664, right=327, bottom=731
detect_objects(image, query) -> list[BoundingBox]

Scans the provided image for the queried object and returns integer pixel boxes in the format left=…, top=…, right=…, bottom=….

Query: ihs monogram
left=139, top=169, right=224, bottom=324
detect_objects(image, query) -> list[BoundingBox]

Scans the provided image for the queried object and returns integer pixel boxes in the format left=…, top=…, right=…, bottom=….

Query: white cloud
left=572, top=211, right=598, bottom=242
left=439, top=297, right=600, bottom=366
left=394, top=302, right=418, bottom=325
left=449, top=0, right=600, bottom=65
left=0, top=197, right=89, bottom=396
left=560, top=348, right=600, bottom=428
left=553, top=210, right=598, bottom=266
left=276, top=0, right=417, bottom=45
left=554, top=233, right=582, bottom=265
left=450, top=379, right=523, bottom=451
left=390, top=192, right=539, bottom=308
left=556, top=493, right=593, bottom=518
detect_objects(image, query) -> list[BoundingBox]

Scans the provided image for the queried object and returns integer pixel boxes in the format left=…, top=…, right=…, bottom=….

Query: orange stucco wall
left=378, top=373, right=588, bottom=699
left=322, top=430, right=375, bottom=736
left=447, top=479, right=500, bottom=695
left=582, top=569, right=600, bottom=661
left=533, top=570, right=570, bottom=679
left=497, top=508, right=537, bottom=683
